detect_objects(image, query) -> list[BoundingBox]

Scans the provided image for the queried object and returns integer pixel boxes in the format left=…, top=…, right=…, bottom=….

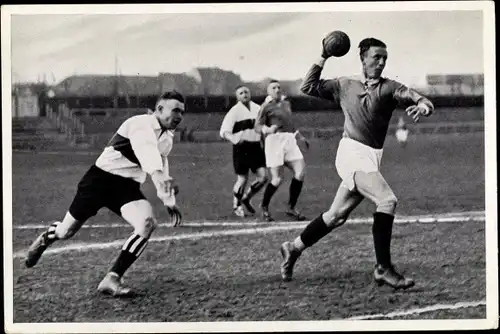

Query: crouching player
left=24, top=91, right=186, bottom=297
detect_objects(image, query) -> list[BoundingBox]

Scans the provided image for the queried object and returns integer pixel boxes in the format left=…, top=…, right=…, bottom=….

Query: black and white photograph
left=2, top=2, right=497, bottom=332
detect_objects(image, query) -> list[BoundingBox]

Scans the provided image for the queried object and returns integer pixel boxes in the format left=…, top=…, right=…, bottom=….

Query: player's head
left=267, top=80, right=282, bottom=100
left=235, top=85, right=251, bottom=103
left=359, top=38, right=387, bottom=79
left=154, top=91, right=185, bottom=130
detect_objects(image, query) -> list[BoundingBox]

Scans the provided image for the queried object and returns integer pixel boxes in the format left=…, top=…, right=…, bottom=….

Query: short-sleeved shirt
left=301, top=64, right=434, bottom=149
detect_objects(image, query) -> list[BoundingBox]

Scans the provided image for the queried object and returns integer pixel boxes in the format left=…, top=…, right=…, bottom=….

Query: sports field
left=9, top=131, right=487, bottom=323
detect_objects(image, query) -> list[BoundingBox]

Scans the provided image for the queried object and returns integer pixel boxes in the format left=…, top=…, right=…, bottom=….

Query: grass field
left=9, top=132, right=487, bottom=323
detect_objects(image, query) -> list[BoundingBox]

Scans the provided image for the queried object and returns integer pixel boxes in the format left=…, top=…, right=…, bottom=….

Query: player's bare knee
left=258, top=175, right=269, bottom=184
left=294, top=167, right=305, bottom=181
left=322, top=210, right=348, bottom=228
left=135, top=217, right=157, bottom=238
left=376, top=194, right=398, bottom=215
left=271, top=176, right=282, bottom=187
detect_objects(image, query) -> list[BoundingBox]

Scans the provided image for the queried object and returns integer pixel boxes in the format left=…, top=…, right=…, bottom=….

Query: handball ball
left=323, top=31, right=351, bottom=57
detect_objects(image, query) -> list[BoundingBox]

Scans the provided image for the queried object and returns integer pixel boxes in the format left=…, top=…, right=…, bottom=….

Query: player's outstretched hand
left=167, top=205, right=183, bottom=227
left=406, top=105, right=427, bottom=123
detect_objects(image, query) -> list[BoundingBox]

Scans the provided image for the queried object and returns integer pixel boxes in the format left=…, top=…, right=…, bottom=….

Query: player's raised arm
left=300, top=58, right=340, bottom=101
left=392, top=81, right=435, bottom=122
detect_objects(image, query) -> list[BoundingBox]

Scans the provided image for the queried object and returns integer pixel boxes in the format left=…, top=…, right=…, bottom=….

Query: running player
left=280, top=38, right=434, bottom=289
left=220, top=85, right=268, bottom=217
left=255, top=80, right=309, bottom=222
left=24, top=91, right=186, bottom=297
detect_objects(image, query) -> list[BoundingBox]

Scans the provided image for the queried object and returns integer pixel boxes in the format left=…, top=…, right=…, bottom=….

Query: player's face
left=267, top=82, right=282, bottom=99
left=156, top=98, right=185, bottom=129
left=362, top=46, right=388, bottom=79
left=236, top=87, right=251, bottom=103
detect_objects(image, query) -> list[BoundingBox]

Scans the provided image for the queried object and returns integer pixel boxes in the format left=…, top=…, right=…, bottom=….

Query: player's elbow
left=300, top=82, right=312, bottom=95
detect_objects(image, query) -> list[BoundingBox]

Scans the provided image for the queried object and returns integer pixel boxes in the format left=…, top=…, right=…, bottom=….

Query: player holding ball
left=279, top=31, right=434, bottom=289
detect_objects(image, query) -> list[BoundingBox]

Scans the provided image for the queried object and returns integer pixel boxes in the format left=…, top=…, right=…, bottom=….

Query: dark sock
left=288, top=178, right=304, bottom=209
left=110, top=234, right=148, bottom=277
left=300, top=214, right=333, bottom=248
left=233, top=185, right=245, bottom=207
left=243, top=179, right=267, bottom=200
left=261, top=183, right=278, bottom=208
left=372, top=212, right=394, bottom=268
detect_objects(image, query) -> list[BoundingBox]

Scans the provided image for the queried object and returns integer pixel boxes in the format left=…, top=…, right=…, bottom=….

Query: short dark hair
left=159, top=90, right=185, bottom=103
left=234, top=84, right=249, bottom=92
left=268, top=79, right=279, bottom=85
left=358, top=38, right=387, bottom=59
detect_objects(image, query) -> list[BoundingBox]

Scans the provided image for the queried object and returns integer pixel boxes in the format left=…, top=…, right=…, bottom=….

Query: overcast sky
left=9, top=7, right=484, bottom=86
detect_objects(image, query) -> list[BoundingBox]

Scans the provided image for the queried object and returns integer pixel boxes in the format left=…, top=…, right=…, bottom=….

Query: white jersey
left=95, top=114, right=173, bottom=184
left=219, top=101, right=261, bottom=143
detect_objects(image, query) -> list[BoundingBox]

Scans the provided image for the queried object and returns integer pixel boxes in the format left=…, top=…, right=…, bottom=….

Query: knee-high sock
left=233, top=184, right=245, bottom=207
left=288, top=178, right=303, bottom=209
left=261, top=183, right=278, bottom=208
left=372, top=212, right=394, bottom=268
left=243, top=179, right=267, bottom=200
left=298, top=214, right=333, bottom=249
left=110, top=234, right=149, bottom=277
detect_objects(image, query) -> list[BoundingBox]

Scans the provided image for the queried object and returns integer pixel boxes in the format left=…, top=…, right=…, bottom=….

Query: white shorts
left=265, top=132, right=304, bottom=168
left=335, top=137, right=384, bottom=191
left=395, top=129, right=409, bottom=142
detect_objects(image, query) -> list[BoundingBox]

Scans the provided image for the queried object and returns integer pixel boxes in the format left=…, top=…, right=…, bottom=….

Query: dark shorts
left=233, top=141, right=266, bottom=176
left=68, top=165, right=146, bottom=222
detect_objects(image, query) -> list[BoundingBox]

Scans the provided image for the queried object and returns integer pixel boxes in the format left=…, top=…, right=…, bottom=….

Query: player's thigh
left=265, top=135, right=285, bottom=168
left=120, top=199, right=157, bottom=238
left=323, top=185, right=364, bottom=226
left=233, top=147, right=251, bottom=176
left=284, top=158, right=306, bottom=179
left=106, top=177, right=147, bottom=218
left=249, top=143, right=267, bottom=176
left=253, top=166, right=268, bottom=181
left=353, top=171, right=395, bottom=204
left=284, top=137, right=304, bottom=165
left=68, top=165, right=107, bottom=223
left=268, top=165, right=284, bottom=183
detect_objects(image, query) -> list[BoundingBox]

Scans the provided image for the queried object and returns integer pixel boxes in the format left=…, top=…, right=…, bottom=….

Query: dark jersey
left=300, top=64, right=434, bottom=149
left=255, top=97, right=296, bottom=133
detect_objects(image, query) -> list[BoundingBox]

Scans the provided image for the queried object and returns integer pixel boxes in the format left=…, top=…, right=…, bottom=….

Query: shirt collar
left=353, top=74, right=382, bottom=87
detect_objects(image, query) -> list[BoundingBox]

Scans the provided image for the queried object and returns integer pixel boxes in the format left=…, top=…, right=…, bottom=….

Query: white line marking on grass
left=13, top=211, right=486, bottom=230
left=346, top=300, right=486, bottom=320
left=13, top=225, right=307, bottom=259
left=13, top=213, right=485, bottom=259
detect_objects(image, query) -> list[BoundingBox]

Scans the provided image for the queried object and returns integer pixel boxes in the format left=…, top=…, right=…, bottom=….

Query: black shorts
left=68, top=165, right=146, bottom=221
left=233, top=141, right=266, bottom=176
